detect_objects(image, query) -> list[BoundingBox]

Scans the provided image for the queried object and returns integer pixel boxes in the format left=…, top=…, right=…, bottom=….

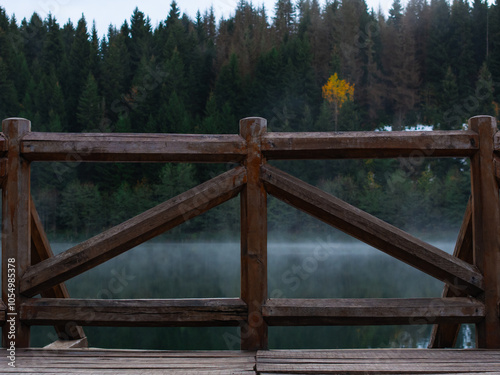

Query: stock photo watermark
left=6, top=257, right=17, bottom=367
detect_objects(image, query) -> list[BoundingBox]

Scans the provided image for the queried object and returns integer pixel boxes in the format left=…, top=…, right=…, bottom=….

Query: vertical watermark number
left=6, top=257, right=16, bottom=368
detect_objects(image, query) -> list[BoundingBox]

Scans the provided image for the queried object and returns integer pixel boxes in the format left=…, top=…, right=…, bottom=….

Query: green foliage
left=0, top=2, right=479, bottom=242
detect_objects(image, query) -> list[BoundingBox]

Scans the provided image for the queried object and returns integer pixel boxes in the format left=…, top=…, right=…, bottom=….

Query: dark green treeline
left=0, top=0, right=488, bottom=239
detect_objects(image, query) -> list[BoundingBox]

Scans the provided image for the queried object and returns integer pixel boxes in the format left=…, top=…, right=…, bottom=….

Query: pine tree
left=475, top=62, right=495, bottom=116
left=66, top=16, right=91, bottom=130
left=41, top=14, right=64, bottom=72
left=273, top=0, right=295, bottom=42
left=439, top=66, right=460, bottom=129
left=77, top=73, right=102, bottom=131
left=0, top=58, right=18, bottom=119
left=101, top=25, right=130, bottom=116
left=471, top=0, right=488, bottom=67
left=22, top=13, right=45, bottom=67
left=488, top=0, right=500, bottom=101
left=214, top=53, right=244, bottom=127
left=425, top=0, right=450, bottom=104
left=388, top=0, right=404, bottom=29
left=449, top=0, right=475, bottom=99
left=129, top=8, right=152, bottom=75
left=89, top=22, right=100, bottom=79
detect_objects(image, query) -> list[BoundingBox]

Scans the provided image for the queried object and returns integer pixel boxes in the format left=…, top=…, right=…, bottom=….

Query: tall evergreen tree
left=273, top=0, right=295, bottom=42
left=66, top=16, right=91, bottom=130
left=129, top=8, right=153, bottom=76
left=449, top=0, right=475, bottom=98
left=77, top=73, right=102, bottom=131
left=471, top=0, right=488, bottom=67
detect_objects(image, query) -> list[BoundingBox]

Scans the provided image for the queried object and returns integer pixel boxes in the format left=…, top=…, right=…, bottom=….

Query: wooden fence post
left=240, top=117, right=268, bottom=350
left=2, top=118, right=31, bottom=348
left=469, top=115, right=500, bottom=348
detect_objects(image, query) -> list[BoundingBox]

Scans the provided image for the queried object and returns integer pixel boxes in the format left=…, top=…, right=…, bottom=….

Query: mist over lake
left=30, top=239, right=474, bottom=350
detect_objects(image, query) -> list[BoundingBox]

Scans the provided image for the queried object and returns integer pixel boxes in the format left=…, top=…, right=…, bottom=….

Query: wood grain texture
left=21, top=132, right=246, bottom=163
left=21, top=298, right=247, bottom=327
left=20, top=166, right=246, bottom=297
left=469, top=116, right=500, bottom=348
left=30, top=197, right=86, bottom=342
left=262, top=130, right=478, bottom=160
left=429, top=197, right=473, bottom=348
left=263, top=298, right=484, bottom=326
left=261, top=164, right=483, bottom=297
left=0, top=300, right=6, bottom=325
left=43, top=338, right=88, bottom=349
left=257, top=349, right=500, bottom=374
left=0, top=132, right=7, bottom=156
left=2, top=118, right=31, bottom=347
left=240, top=117, right=268, bottom=350
left=2, top=348, right=500, bottom=374
left=1, top=348, right=256, bottom=374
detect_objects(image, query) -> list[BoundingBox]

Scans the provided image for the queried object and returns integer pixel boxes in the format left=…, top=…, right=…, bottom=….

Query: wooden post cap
left=239, top=117, right=267, bottom=139
left=468, top=115, right=497, bottom=133
left=2, top=118, right=31, bottom=136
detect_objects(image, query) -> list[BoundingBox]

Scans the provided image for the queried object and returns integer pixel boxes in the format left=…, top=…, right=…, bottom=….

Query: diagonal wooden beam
left=21, top=166, right=247, bottom=297
left=30, top=197, right=86, bottom=342
left=261, top=165, right=483, bottom=297
left=429, top=197, right=473, bottom=348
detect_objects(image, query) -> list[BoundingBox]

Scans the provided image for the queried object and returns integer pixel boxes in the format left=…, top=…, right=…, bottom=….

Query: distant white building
left=375, top=125, right=434, bottom=132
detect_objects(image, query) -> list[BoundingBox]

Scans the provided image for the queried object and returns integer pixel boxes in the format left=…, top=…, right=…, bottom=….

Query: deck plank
left=2, top=348, right=500, bottom=374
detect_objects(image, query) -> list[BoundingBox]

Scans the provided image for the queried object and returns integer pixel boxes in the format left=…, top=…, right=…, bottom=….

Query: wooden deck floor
left=1, top=348, right=500, bottom=374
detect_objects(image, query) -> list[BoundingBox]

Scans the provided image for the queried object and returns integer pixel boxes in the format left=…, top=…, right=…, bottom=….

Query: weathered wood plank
left=494, top=155, right=500, bottom=185
left=0, top=157, right=7, bottom=185
left=2, top=118, right=31, bottom=347
left=20, top=298, right=247, bottom=327
left=44, top=338, right=88, bottom=349
left=20, top=167, right=246, bottom=297
left=256, top=349, right=500, bottom=374
left=262, top=298, right=484, bottom=326
left=1, top=349, right=257, bottom=374
left=470, top=116, right=500, bottom=348
left=257, top=348, right=500, bottom=359
left=0, top=132, right=7, bottom=155
left=30, top=197, right=86, bottom=342
left=261, top=164, right=484, bottom=296
left=3, top=348, right=500, bottom=374
left=21, top=132, right=246, bottom=163
left=262, top=130, right=478, bottom=160
left=429, top=197, right=473, bottom=348
left=0, top=300, right=6, bottom=325
left=240, top=117, right=268, bottom=350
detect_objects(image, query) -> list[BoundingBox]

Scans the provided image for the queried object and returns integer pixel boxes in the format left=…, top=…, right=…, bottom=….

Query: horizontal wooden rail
left=20, top=298, right=247, bottom=327
left=20, top=166, right=247, bottom=297
left=262, top=131, right=478, bottom=159
left=263, top=298, right=485, bottom=326
left=0, top=132, right=6, bottom=155
left=21, top=132, right=247, bottom=163
left=261, top=164, right=484, bottom=296
left=493, top=131, right=500, bottom=154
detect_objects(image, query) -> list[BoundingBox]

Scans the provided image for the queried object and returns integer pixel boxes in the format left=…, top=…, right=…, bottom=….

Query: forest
left=0, top=0, right=493, bottom=239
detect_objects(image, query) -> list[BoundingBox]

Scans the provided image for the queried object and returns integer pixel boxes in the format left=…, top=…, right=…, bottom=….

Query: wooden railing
left=1, top=116, right=499, bottom=350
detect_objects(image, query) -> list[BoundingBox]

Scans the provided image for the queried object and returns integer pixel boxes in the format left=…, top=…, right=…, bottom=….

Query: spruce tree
left=66, top=16, right=91, bottom=130
left=77, top=73, right=102, bottom=132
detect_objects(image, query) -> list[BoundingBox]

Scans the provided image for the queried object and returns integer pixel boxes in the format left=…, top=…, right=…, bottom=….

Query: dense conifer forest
left=0, top=0, right=491, bottom=239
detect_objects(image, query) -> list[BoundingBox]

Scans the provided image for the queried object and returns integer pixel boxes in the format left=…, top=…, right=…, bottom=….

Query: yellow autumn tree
left=322, top=73, right=355, bottom=131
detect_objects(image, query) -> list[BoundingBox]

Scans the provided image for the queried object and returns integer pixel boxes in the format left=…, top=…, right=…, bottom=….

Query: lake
left=30, top=240, right=475, bottom=349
